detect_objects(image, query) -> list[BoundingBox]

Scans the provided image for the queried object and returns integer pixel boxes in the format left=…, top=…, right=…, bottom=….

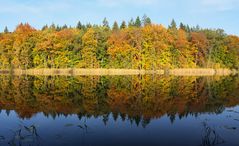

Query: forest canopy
left=0, top=16, right=239, bottom=70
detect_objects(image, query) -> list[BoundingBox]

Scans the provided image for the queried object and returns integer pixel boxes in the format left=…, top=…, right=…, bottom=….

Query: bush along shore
left=0, top=68, right=237, bottom=76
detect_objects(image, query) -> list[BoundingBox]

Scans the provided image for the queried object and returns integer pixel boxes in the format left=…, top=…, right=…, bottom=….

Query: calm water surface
left=0, top=75, right=239, bottom=146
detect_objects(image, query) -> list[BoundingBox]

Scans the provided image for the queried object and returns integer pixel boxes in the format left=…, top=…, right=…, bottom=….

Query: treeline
left=0, top=16, right=239, bottom=69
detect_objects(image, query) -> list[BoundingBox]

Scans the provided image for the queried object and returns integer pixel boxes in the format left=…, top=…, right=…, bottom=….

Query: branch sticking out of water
left=200, top=122, right=225, bottom=146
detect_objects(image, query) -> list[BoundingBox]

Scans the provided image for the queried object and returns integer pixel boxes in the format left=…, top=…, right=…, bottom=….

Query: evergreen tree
left=76, top=21, right=83, bottom=29
left=86, top=23, right=92, bottom=28
left=50, top=23, right=56, bottom=30
left=120, top=21, right=127, bottom=29
left=195, top=25, right=200, bottom=32
left=168, top=19, right=177, bottom=30
left=179, top=22, right=186, bottom=31
left=112, top=21, right=119, bottom=32
left=4, top=26, right=9, bottom=33
left=62, top=24, right=68, bottom=29
left=186, top=25, right=191, bottom=32
left=128, top=18, right=135, bottom=27
left=135, top=16, right=142, bottom=27
left=56, top=25, right=61, bottom=31
left=102, top=17, right=109, bottom=29
left=42, top=25, right=48, bottom=31
left=142, top=14, right=151, bottom=26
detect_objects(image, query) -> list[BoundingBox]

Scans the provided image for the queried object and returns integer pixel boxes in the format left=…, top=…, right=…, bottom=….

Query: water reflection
left=1, top=75, right=239, bottom=122
left=0, top=75, right=239, bottom=146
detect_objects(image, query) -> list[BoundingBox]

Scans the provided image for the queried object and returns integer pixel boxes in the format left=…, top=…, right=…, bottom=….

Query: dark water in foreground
left=0, top=75, right=239, bottom=146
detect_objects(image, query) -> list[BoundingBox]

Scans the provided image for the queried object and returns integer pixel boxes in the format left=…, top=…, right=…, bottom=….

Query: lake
left=0, top=75, right=239, bottom=146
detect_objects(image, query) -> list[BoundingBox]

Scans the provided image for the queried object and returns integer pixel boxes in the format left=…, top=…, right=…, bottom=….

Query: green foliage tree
left=76, top=21, right=82, bottom=29
left=4, top=26, right=9, bottom=33
left=168, top=19, right=177, bottom=30
left=120, top=21, right=127, bottom=29
left=102, top=17, right=110, bottom=29
left=142, top=14, right=151, bottom=26
left=76, top=21, right=83, bottom=30
left=179, top=23, right=186, bottom=31
left=135, top=16, right=142, bottom=27
left=62, top=24, right=68, bottom=29
left=95, top=27, right=110, bottom=68
left=41, top=25, right=48, bottom=31
left=50, top=23, right=56, bottom=30
left=128, top=18, right=135, bottom=27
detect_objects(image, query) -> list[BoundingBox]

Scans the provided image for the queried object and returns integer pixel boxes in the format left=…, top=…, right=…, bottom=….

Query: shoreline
left=0, top=68, right=237, bottom=76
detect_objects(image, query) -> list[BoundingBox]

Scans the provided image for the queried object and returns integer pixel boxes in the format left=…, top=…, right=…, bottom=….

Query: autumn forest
left=1, top=16, right=239, bottom=70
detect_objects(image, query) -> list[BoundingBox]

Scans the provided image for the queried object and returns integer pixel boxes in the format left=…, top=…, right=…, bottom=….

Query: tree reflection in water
left=0, top=75, right=239, bottom=145
left=0, top=75, right=239, bottom=126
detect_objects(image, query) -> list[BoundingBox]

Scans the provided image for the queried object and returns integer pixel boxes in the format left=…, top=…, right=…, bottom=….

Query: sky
left=0, top=0, right=239, bottom=35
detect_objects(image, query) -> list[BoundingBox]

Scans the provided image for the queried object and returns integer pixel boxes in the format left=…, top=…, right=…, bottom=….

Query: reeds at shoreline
left=169, top=68, right=237, bottom=76
left=0, top=68, right=237, bottom=76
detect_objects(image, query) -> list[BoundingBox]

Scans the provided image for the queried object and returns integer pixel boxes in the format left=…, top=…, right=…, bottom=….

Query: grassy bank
left=0, top=68, right=237, bottom=76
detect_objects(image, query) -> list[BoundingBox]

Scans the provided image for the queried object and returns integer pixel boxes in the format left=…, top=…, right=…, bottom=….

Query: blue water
left=0, top=75, right=239, bottom=146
